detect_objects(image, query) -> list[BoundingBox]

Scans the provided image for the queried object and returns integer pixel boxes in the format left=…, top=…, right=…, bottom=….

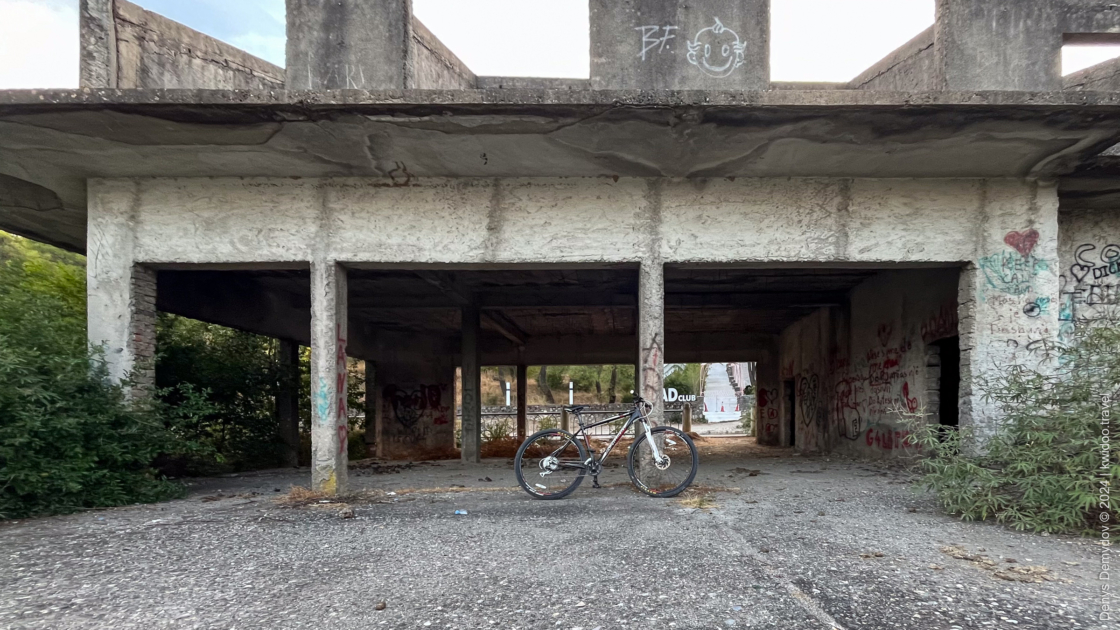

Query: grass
left=675, top=493, right=719, bottom=510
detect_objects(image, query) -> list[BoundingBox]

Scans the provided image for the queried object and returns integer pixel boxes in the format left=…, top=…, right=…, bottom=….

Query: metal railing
left=478, top=408, right=684, bottom=438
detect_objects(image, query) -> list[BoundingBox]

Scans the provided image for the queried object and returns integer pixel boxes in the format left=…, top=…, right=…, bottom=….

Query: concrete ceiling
left=156, top=266, right=899, bottom=364
left=4, top=88, right=1120, bottom=251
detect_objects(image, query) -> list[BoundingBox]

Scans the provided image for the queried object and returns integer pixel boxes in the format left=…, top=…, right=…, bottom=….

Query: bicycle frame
left=546, top=404, right=665, bottom=472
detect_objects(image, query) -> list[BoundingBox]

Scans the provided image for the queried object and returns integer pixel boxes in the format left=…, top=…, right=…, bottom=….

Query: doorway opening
left=784, top=379, right=796, bottom=448
left=935, top=336, right=960, bottom=427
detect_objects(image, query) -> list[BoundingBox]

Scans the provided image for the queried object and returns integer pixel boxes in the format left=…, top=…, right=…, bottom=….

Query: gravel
left=0, top=441, right=1110, bottom=629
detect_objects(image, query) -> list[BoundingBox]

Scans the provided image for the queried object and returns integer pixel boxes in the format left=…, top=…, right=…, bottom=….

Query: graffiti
left=866, top=339, right=911, bottom=387
left=780, top=360, right=795, bottom=380
left=335, top=325, right=348, bottom=454
left=798, top=374, right=819, bottom=427
left=686, top=18, right=746, bottom=78
left=979, top=251, right=1049, bottom=296
left=1003, top=229, right=1040, bottom=258
left=901, top=381, right=919, bottom=413
left=384, top=384, right=452, bottom=445
left=636, top=25, right=678, bottom=60
left=764, top=423, right=778, bottom=436
left=1022, top=296, right=1050, bottom=318
left=641, top=334, right=664, bottom=404
left=1061, top=242, right=1120, bottom=333
left=834, top=377, right=864, bottom=441
left=314, top=376, right=330, bottom=423
left=757, top=387, right=779, bottom=423
left=865, top=426, right=915, bottom=451
left=921, top=302, right=958, bottom=343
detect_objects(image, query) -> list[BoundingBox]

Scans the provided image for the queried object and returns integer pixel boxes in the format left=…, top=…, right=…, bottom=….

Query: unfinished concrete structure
left=3, top=0, right=1120, bottom=492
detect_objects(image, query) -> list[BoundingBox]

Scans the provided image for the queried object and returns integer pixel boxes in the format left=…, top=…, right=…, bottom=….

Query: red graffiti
left=764, top=423, right=778, bottom=435
left=866, top=427, right=914, bottom=451
left=335, top=324, right=348, bottom=428
left=921, top=302, right=958, bottom=343
left=1004, top=229, right=1039, bottom=258
left=902, top=381, right=919, bottom=413
left=780, top=361, right=795, bottom=380
left=337, top=424, right=349, bottom=454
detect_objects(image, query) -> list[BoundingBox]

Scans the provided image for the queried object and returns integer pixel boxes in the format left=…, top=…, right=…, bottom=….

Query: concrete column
left=461, top=305, right=482, bottom=462
left=958, top=181, right=1060, bottom=449
left=276, top=340, right=301, bottom=468
left=286, top=0, right=413, bottom=90
left=638, top=260, right=665, bottom=426
left=310, top=261, right=349, bottom=494
left=753, top=350, right=782, bottom=446
left=682, top=404, right=692, bottom=433
left=80, top=0, right=117, bottom=88
left=363, top=360, right=376, bottom=457
left=87, top=180, right=155, bottom=395
left=516, top=363, right=528, bottom=440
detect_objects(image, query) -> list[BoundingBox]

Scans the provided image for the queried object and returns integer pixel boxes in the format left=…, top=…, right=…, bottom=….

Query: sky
left=2, top=0, right=1120, bottom=89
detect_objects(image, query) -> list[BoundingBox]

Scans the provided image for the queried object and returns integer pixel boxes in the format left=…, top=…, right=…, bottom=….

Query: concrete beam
left=309, top=261, right=348, bottom=494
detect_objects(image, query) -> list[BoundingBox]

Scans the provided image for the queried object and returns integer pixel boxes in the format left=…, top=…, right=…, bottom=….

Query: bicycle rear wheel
left=514, top=429, right=588, bottom=500
left=627, top=427, right=698, bottom=497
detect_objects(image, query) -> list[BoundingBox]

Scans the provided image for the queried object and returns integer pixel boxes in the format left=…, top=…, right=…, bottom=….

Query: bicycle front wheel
left=514, top=429, right=588, bottom=500
left=627, top=426, right=698, bottom=497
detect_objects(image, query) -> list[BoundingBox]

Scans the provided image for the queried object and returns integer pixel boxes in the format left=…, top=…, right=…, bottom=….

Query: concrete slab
left=0, top=442, right=1105, bottom=629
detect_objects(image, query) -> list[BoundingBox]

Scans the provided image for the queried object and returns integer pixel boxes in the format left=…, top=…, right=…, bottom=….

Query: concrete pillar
left=286, top=0, right=413, bottom=90
left=682, top=404, right=692, bottom=433
left=276, top=340, right=301, bottom=468
left=86, top=180, right=155, bottom=395
left=461, top=305, right=482, bottom=463
left=638, top=260, right=665, bottom=427
left=310, top=261, right=349, bottom=494
left=79, top=0, right=117, bottom=88
left=590, top=0, right=770, bottom=90
left=363, top=360, right=375, bottom=457
left=516, top=363, right=528, bottom=440
left=753, top=350, right=782, bottom=446
left=958, top=181, right=1060, bottom=449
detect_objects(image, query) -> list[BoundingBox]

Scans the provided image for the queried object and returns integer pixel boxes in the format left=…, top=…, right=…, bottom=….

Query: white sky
left=2, top=0, right=1120, bottom=88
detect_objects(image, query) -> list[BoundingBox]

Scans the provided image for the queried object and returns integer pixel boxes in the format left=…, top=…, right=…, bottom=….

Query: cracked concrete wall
left=849, top=27, right=935, bottom=91
left=80, top=0, right=284, bottom=89
left=935, top=0, right=1120, bottom=91
left=373, top=354, right=456, bottom=461
left=779, top=270, right=960, bottom=457
left=111, top=177, right=1047, bottom=267
left=1058, top=207, right=1120, bottom=336
left=89, top=176, right=1064, bottom=458
left=411, top=18, right=476, bottom=89
left=1065, top=55, right=1120, bottom=92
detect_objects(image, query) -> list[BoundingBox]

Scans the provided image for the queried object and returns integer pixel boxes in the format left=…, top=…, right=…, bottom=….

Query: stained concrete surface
left=0, top=441, right=1107, bottom=629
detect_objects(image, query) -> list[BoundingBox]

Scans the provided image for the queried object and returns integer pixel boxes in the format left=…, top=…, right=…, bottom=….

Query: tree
left=537, top=365, right=554, bottom=404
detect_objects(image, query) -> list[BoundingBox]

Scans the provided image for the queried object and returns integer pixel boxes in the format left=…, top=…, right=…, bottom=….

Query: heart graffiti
left=1004, top=229, right=1039, bottom=258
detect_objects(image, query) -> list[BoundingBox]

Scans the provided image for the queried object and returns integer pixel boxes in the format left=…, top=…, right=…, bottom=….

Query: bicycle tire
left=514, top=429, right=588, bottom=500
left=627, top=426, right=698, bottom=498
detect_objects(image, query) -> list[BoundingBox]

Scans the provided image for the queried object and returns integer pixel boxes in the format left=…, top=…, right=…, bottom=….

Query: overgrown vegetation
left=0, top=234, right=182, bottom=518
left=907, top=320, right=1119, bottom=535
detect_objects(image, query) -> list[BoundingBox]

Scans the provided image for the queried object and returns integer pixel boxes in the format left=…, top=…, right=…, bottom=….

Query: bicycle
left=513, top=396, right=699, bottom=500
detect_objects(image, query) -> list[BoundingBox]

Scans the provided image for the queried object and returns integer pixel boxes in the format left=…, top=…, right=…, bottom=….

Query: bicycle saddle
left=564, top=405, right=586, bottom=413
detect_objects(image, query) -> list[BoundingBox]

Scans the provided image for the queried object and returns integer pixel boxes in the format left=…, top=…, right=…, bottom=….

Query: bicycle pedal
left=592, top=477, right=601, bottom=489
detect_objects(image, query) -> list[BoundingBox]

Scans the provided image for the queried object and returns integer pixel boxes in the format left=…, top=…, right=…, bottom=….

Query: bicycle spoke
left=629, top=428, right=698, bottom=497
left=515, top=431, right=586, bottom=498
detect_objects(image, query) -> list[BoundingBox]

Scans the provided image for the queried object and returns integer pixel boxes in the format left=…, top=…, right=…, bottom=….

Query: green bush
left=0, top=234, right=182, bottom=518
left=665, top=363, right=702, bottom=396
left=907, top=321, right=1120, bottom=535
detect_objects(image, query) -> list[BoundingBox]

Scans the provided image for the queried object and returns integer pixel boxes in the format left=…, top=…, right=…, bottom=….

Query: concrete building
left=2, top=0, right=1120, bottom=493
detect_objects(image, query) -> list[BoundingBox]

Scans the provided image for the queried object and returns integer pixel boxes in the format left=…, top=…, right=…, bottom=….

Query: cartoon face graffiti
left=686, top=18, right=746, bottom=78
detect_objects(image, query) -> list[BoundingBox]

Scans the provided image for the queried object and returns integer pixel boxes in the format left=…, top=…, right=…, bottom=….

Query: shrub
left=0, top=234, right=182, bottom=518
left=482, top=418, right=513, bottom=442
left=906, top=321, right=1119, bottom=535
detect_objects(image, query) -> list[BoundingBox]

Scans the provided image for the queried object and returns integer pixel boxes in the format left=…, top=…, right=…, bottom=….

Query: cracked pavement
left=0, top=439, right=1110, bottom=629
